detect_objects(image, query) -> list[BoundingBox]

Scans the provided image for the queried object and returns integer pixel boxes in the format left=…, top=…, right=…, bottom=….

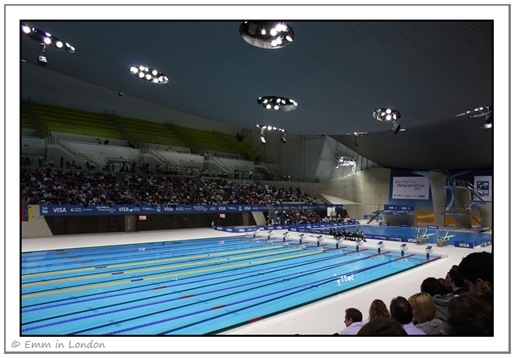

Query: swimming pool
left=21, top=236, right=440, bottom=335
left=314, top=225, right=492, bottom=247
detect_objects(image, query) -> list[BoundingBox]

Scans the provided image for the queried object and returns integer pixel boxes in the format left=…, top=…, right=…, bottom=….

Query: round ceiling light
left=129, top=65, right=169, bottom=84
left=373, top=108, right=401, bottom=121
left=21, top=23, right=76, bottom=53
left=257, top=96, right=298, bottom=112
left=240, top=21, right=294, bottom=49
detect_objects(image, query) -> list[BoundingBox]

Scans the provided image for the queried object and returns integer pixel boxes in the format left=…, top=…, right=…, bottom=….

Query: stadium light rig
left=456, top=106, right=492, bottom=129
left=256, top=124, right=287, bottom=144
left=336, top=155, right=356, bottom=168
left=129, top=65, right=169, bottom=84
left=240, top=21, right=295, bottom=49
left=257, top=96, right=298, bottom=112
left=21, top=24, right=75, bottom=66
left=373, top=107, right=405, bottom=134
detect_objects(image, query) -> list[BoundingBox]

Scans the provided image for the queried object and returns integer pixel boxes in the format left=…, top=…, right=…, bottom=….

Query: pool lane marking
left=22, top=249, right=321, bottom=299
left=21, top=246, right=300, bottom=290
left=21, top=240, right=257, bottom=271
left=162, top=254, right=418, bottom=335
left=22, top=245, right=282, bottom=278
left=22, top=246, right=294, bottom=286
left=22, top=250, right=394, bottom=332
left=23, top=248, right=355, bottom=312
left=103, top=253, right=417, bottom=335
left=21, top=238, right=239, bottom=261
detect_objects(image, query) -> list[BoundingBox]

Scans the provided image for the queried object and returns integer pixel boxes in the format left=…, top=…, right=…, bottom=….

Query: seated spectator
left=357, top=318, right=407, bottom=336
left=389, top=296, right=426, bottom=335
left=408, top=292, right=444, bottom=335
left=448, top=291, right=493, bottom=320
left=336, top=308, right=365, bottom=335
left=442, top=312, right=493, bottom=336
left=457, top=251, right=493, bottom=296
left=445, top=265, right=469, bottom=296
left=420, top=277, right=454, bottom=322
left=367, top=299, right=390, bottom=321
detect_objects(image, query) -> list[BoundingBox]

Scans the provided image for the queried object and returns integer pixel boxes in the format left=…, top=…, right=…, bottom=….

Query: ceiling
left=20, top=20, right=494, bottom=170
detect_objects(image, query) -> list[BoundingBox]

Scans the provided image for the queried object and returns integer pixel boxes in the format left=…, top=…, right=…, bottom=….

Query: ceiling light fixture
left=373, top=108, right=401, bottom=122
left=256, top=124, right=287, bottom=144
left=258, top=96, right=298, bottom=112
left=129, top=65, right=169, bottom=84
left=21, top=24, right=76, bottom=53
left=456, top=106, right=493, bottom=129
left=373, top=108, right=405, bottom=134
left=336, top=155, right=356, bottom=168
left=240, top=21, right=294, bottom=49
left=21, top=23, right=76, bottom=66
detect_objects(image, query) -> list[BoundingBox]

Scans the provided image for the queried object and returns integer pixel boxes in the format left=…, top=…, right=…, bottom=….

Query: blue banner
left=215, top=221, right=360, bottom=233
left=39, top=204, right=344, bottom=217
left=454, top=241, right=474, bottom=249
left=384, top=205, right=415, bottom=212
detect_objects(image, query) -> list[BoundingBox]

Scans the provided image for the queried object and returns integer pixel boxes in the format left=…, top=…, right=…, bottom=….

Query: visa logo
left=118, top=207, right=130, bottom=212
left=53, top=207, right=67, bottom=213
left=459, top=242, right=471, bottom=248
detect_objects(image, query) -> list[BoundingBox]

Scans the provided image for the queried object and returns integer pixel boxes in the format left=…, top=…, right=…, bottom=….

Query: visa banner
left=39, top=204, right=345, bottom=217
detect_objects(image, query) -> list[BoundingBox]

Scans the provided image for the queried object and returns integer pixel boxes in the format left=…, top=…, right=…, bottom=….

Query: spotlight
left=481, top=115, right=493, bottom=129
left=240, top=21, right=295, bottom=49
left=37, top=54, right=48, bottom=66
left=260, top=126, right=267, bottom=144
left=37, top=43, right=47, bottom=66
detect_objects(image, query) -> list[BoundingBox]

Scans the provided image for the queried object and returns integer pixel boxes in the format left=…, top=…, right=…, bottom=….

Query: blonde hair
left=368, top=299, right=390, bottom=321
left=408, top=292, right=436, bottom=323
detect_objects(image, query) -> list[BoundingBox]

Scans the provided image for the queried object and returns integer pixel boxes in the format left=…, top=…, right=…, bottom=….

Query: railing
left=58, top=140, right=105, bottom=169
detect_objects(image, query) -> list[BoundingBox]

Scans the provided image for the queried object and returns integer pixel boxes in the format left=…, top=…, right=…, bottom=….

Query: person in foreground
left=336, top=308, right=365, bottom=335
left=389, top=296, right=426, bottom=335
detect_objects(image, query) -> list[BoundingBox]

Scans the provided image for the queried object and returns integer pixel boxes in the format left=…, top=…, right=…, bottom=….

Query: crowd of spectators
left=21, top=167, right=320, bottom=207
left=333, top=251, right=493, bottom=336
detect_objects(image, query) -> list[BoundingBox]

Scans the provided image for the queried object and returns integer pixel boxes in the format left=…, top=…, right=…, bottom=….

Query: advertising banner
left=384, top=205, right=415, bottom=212
left=474, top=176, right=492, bottom=202
left=39, top=204, right=344, bottom=217
left=391, top=176, right=430, bottom=200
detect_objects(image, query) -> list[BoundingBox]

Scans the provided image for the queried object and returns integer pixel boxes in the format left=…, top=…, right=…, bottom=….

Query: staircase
left=106, top=113, right=143, bottom=149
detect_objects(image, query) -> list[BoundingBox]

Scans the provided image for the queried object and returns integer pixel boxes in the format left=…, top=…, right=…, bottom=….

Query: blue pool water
left=21, top=236, right=441, bottom=335
left=316, top=225, right=491, bottom=247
